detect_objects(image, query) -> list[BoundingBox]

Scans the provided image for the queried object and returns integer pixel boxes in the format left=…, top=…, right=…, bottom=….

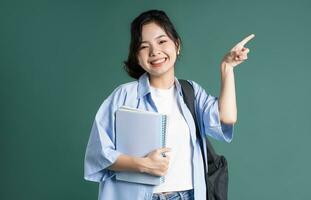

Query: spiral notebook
left=115, top=106, right=168, bottom=185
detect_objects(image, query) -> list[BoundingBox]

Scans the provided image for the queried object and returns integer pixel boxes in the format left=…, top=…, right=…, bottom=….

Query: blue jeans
left=152, top=189, right=194, bottom=200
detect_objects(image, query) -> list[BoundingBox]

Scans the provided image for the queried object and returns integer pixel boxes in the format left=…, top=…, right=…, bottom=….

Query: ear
left=176, top=39, right=181, bottom=55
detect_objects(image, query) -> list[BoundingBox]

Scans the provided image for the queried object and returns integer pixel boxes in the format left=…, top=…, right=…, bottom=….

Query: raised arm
left=219, top=34, right=255, bottom=124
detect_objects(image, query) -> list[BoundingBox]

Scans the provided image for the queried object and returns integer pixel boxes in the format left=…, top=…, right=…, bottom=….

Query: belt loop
left=178, top=191, right=184, bottom=200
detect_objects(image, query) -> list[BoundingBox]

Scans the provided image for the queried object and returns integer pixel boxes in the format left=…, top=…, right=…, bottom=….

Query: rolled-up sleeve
left=190, top=81, right=234, bottom=143
left=84, top=90, right=122, bottom=182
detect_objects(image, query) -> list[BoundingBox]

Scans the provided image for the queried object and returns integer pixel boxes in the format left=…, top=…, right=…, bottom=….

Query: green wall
left=1, top=0, right=310, bottom=199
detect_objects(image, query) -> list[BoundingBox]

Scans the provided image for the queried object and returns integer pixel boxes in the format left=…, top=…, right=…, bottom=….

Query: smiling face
left=137, top=22, right=180, bottom=82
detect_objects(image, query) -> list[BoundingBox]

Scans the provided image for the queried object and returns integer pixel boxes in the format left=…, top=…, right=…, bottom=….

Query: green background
left=1, top=0, right=310, bottom=199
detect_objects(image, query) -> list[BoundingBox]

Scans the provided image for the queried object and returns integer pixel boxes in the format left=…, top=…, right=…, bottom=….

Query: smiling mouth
left=150, top=58, right=167, bottom=66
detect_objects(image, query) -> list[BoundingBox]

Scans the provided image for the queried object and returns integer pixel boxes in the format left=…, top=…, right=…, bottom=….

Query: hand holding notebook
left=142, top=147, right=171, bottom=176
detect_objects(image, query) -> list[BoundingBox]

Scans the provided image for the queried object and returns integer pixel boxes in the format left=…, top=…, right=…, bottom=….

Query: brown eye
left=159, top=40, right=167, bottom=44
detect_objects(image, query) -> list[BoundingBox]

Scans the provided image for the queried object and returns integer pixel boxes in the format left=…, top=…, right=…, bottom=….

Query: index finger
left=159, top=148, right=171, bottom=157
left=238, top=34, right=255, bottom=47
left=158, top=147, right=172, bottom=153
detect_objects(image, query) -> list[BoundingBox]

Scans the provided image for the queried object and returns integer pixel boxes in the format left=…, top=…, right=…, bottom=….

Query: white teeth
left=151, top=58, right=166, bottom=64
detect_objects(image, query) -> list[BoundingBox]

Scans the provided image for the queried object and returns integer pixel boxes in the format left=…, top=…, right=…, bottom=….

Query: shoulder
left=112, top=81, right=138, bottom=95
left=181, top=79, right=215, bottom=99
left=104, top=80, right=138, bottom=103
left=96, top=81, right=137, bottom=120
left=186, top=80, right=199, bottom=87
left=181, top=79, right=203, bottom=93
left=95, top=80, right=138, bottom=115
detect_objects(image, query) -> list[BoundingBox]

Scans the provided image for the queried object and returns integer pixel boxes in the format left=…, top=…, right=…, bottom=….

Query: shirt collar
left=137, top=72, right=184, bottom=99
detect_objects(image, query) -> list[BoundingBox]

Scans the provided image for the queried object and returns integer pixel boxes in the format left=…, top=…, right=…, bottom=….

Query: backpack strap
left=178, top=80, right=201, bottom=140
left=178, top=79, right=217, bottom=163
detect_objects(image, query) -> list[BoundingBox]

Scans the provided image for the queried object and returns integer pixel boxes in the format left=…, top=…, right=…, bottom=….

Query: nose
left=149, top=45, right=160, bottom=57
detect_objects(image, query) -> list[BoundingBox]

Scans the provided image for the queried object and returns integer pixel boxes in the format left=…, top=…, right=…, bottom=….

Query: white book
left=115, top=106, right=168, bottom=185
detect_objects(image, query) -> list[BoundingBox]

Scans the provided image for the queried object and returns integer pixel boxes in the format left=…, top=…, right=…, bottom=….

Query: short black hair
left=123, top=9, right=181, bottom=79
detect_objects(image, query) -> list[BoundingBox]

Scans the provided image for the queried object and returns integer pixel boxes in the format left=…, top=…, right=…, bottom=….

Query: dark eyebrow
left=141, top=35, right=167, bottom=44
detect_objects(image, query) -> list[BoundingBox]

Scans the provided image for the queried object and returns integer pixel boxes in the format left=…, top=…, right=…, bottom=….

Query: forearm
left=219, top=63, right=237, bottom=124
left=108, top=154, right=145, bottom=173
left=108, top=149, right=170, bottom=176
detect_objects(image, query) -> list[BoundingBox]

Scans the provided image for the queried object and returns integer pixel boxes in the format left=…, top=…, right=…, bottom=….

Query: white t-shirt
left=150, top=84, right=193, bottom=193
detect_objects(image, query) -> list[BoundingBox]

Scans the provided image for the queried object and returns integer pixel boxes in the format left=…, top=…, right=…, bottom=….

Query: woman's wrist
left=133, top=157, right=149, bottom=173
left=221, top=62, right=234, bottom=73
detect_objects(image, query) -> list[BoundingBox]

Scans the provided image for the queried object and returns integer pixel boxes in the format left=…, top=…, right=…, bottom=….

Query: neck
left=149, top=72, right=175, bottom=89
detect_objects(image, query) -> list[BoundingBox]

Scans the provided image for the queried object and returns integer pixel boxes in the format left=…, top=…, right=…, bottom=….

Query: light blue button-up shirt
left=84, top=73, right=233, bottom=200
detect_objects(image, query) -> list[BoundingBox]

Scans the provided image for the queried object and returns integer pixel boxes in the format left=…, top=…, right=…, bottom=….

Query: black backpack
left=179, top=79, right=229, bottom=200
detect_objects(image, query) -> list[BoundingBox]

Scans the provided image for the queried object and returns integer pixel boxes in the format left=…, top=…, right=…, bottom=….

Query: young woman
left=84, top=9, right=254, bottom=200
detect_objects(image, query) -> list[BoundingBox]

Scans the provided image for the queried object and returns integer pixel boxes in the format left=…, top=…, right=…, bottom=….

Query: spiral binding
left=160, top=114, right=168, bottom=184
